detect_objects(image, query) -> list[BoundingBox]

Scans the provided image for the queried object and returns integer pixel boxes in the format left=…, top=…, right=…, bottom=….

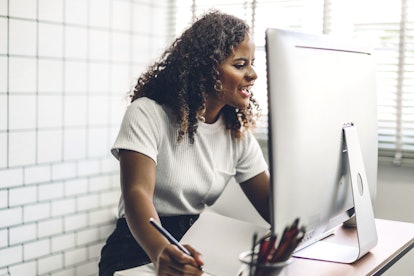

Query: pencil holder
left=238, top=251, right=292, bottom=276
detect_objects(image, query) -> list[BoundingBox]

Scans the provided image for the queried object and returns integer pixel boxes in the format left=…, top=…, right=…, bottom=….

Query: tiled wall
left=0, top=0, right=169, bottom=275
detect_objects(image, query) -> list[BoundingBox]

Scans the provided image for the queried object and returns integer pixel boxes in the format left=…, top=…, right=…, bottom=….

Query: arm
left=118, top=149, right=203, bottom=274
left=239, top=170, right=271, bottom=223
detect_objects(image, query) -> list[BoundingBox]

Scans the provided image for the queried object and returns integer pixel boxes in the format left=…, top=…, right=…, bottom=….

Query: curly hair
left=130, top=10, right=261, bottom=143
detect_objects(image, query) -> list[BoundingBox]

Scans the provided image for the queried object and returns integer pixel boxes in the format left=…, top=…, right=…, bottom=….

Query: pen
left=250, top=232, right=258, bottom=276
left=149, top=217, right=203, bottom=270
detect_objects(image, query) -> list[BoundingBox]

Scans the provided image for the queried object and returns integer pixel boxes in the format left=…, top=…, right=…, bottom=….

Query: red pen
left=257, top=238, right=270, bottom=264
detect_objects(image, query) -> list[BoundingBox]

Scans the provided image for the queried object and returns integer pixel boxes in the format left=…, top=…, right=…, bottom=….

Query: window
left=169, top=0, right=414, bottom=165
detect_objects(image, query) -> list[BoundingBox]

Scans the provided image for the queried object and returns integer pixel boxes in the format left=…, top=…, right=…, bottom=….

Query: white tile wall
left=64, top=96, right=87, bottom=126
left=0, top=168, right=23, bottom=189
left=63, top=128, right=87, bottom=160
left=9, top=19, right=37, bottom=56
left=65, top=26, right=88, bottom=59
left=51, top=233, right=75, bottom=253
left=9, top=186, right=37, bottom=207
left=9, top=223, right=36, bottom=245
left=89, top=0, right=111, bottom=28
left=38, top=255, right=63, bottom=275
left=0, top=190, right=7, bottom=209
left=9, top=57, right=37, bottom=93
left=0, top=246, right=22, bottom=268
left=38, top=59, right=64, bottom=93
left=89, top=29, right=110, bottom=61
left=24, top=164, right=52, bottom=185
left=38, top=95, right=63, bottom=128
left=0, top=133, right=6, bottom=168
left=0, top=57, right=6, bottom=92
left=38, top=23, right=64, bottom=57
left=65, top=0, right=88, bottom=26
left=0, top=207, right=22, bottom=228
left=0, top=0, right=169, bottom=274
left=8, top=261, right=37, bottom=276
left=64, top=61, right=88, bottom=92
left=38, top=129, right=64, bottom=163
left=38, top=218, right=63, bottom=238
left=0, top=1, right=6, bottom=16
left=8, top=131, right=37, bottom=166
left=0, top=94, right=6, bottom=129
left=38, top=0, right=64, bottom=22
left=112, top=1, right=130, bottom=31
left=0, top=19, right=6, bottom=54
left=8, top=94, right=37, bottom=129
left=111, top=33, right=131, bottom=62
left=9, top=0, right=36, bottom=19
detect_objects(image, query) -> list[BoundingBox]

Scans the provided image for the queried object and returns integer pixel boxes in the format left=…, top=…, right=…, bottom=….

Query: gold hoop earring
left=214, top=80, right=223, bottom=92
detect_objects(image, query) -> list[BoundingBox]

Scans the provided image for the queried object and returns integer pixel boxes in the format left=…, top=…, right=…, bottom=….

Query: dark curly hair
left=130, top=10, right=261, bottom=143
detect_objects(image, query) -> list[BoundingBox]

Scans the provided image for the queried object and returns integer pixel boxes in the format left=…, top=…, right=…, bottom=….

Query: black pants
left=98, top=215, right=199, bottom=276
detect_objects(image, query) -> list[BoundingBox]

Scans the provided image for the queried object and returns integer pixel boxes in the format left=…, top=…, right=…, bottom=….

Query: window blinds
left=169, top=0, right=414, bottom=165
left=326, top=0, right=414, bottom=165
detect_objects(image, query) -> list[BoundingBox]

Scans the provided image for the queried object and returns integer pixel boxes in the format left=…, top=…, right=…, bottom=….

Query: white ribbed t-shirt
left=111, top=97, right=268, bottom=217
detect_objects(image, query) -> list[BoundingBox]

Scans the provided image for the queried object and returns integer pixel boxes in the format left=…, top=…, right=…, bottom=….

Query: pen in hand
left=149, top=218, right=203, bottom=271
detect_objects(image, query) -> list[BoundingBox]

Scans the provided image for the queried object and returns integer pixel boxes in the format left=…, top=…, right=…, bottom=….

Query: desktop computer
left=266, top=28, right=378, bottom=263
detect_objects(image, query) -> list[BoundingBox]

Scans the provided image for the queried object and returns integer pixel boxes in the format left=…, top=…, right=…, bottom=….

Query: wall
left=376, top=164, right=414, bottom=275
left=0, top=0, right=169, bottom=275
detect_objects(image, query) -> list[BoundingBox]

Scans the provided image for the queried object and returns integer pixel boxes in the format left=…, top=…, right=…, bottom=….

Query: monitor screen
left=265, top=28, right=378, bottom=262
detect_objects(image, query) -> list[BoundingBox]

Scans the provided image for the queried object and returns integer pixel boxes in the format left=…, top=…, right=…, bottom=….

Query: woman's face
left=218, top=33, right=257, bottom=107
left=204, top=32, right=257, bottom=123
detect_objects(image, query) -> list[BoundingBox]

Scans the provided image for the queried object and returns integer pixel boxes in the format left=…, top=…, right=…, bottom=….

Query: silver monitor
left=265, top=28, right=378, bottom=263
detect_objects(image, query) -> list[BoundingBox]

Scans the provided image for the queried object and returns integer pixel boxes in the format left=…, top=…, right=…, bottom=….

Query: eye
left=234, top=64, right=246, bottom=70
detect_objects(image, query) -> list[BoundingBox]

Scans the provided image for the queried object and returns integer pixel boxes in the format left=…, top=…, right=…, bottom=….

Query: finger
left=157, top=247, right=199, bottom=276
left=165, top=244, right=201, bottom=269
left=183, top=244, right=204, bottom=268
left=158, top=262, right=203, bottom=276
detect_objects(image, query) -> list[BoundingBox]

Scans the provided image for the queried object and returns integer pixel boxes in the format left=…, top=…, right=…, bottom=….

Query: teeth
left=241, top=87, right=251, bottom=94
left=239, top=85, right=253, bottom=95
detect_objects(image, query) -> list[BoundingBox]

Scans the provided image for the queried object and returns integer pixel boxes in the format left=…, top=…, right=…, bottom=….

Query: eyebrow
left=232, top=57, right=255, bottom=62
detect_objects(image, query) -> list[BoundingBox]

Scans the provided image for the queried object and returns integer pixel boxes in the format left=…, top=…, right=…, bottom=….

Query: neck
left=203, top=97, right=225, bottom=124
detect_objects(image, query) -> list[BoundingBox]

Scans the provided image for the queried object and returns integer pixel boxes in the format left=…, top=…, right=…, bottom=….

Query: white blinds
left=325, top=0, right=414, bottom=165
left=170, top=0, right=414, bottom=165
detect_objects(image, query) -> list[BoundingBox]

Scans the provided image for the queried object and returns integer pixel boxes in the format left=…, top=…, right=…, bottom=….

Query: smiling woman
left=99, top=10, right=271, bottom=276
left=205, top=32, right=258, bottom=123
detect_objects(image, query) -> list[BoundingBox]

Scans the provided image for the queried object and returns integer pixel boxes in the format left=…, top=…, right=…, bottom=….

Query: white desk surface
left=115, top=211, right=414, bottom=276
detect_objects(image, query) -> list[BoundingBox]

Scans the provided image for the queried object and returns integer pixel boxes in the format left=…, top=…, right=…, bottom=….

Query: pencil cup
left=238, top=251, right=292, bottom=276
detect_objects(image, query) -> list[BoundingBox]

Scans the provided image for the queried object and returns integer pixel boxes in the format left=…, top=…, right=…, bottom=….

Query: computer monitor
left=265, top=28, right=378, bottom=263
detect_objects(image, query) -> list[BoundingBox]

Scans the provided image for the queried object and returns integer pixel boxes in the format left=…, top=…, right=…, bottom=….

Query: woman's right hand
left=156, top=244, right=204, bottom=276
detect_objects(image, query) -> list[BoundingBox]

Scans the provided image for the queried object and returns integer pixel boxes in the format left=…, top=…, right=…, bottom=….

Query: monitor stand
left=293, top=123, right=378, bottom=263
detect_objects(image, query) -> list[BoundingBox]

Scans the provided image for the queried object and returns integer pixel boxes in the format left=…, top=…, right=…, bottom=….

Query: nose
left=246, top=66, right=257, bottom=81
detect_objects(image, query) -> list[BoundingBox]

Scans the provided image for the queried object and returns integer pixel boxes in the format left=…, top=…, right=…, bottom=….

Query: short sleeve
left=111, top=98, right=164, bottom=163
left=234, top=131, right=268, bottom=184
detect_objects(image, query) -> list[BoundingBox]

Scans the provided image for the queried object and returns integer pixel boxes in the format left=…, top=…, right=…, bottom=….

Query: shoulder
left=234, top=129, right=264, bottom=159
left=125, top=97, right=170, bottom=121
left=118, top=97, right=173, bottom=139
left=129, top=97, right=162, bottom=112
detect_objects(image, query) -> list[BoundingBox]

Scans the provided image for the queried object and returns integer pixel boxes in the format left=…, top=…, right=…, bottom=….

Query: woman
left=99, top=10, right=270, bottom=276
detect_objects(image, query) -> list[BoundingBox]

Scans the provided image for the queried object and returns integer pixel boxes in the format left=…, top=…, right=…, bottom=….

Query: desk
left=287, top=218, right=414, bottom=275
left=115, top=212, right=414, bottom=276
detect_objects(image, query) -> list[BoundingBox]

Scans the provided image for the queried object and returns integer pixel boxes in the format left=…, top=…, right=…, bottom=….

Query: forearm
left=117, top=150, right=203, bottom=272
left=123, top=188, right=168, bottom=264
left=241, top=170, right=271, bottom=223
